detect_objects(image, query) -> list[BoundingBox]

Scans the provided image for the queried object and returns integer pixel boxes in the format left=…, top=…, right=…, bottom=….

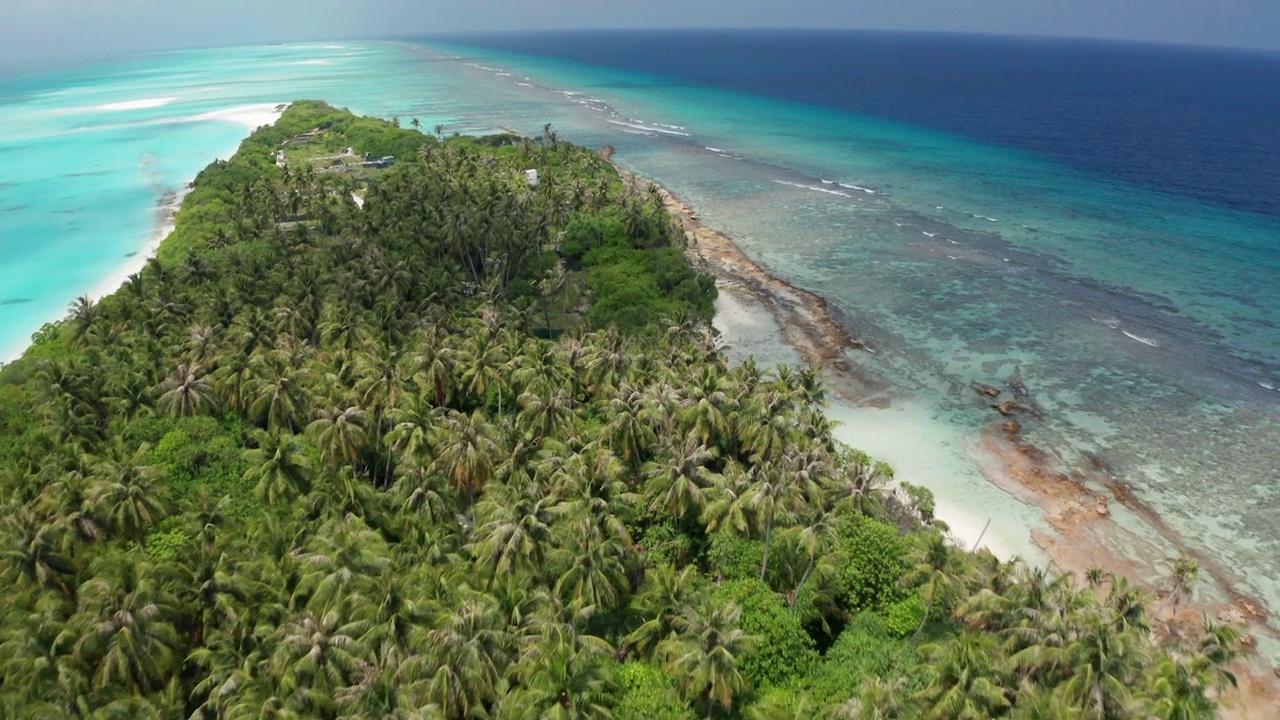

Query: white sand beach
left=83, top=106, right=286, bottom=305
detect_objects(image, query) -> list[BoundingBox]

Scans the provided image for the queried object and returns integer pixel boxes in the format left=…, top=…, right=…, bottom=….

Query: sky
left=3, top=0, right=1279, bottom=67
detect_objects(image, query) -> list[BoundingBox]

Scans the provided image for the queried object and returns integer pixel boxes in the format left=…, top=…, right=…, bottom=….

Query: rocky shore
left=626, top=168, right=1280, bottom=717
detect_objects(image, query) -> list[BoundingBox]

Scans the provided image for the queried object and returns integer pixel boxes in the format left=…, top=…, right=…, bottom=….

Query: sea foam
left=773, top=180, right=852, bottom=198
left=95, top=97, right=179, bottom=112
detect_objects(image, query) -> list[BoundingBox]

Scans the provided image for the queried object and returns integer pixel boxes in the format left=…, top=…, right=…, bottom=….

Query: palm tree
left=643, top=437, right=723, bottom=532
left=513, top=625, right=615, bottom=720
left=913, top=633, right=1012, bottom=719
left=461, top=330, right=510, bottom=414
left=307, top=405, right=370, bottom=468
left=787, top=509, right=839, bottom=607
left=411, top=328, right=458, bottom=407
left=357, top=570, right=434, bottom=668
left=469, top=476, right=560, bottom=586
left=356, top=343, right=407, bottom=476
left=214, top=353, right=253, bottom=412
left=748, top=692, right=815, bottom=720
left=66, top=553, right=183, bottom=695
left=1146, top=657, right=1220, bottom=720
left=247, top=360, right=308, bottom=432
left=838, top=677, right=906, bottom=720
left=270, top=609, right=372, bottom=709
left=519, top=386, right=575, bottom=441
left=294, top=514, right=390, bottom=614
left=41, top=464, right=105, bottom=546
left=90, top=448, right=169, bottom=547
left=827, top=448, right=893, bottom=514
left=624, top=565, right=700, bottom=658
left=680, top=367, right=734, bottom=447
left=902, top=533, right=966, bottom=638
left=742, top=461, right=803, bottom=581
left=1155, top=551, right=1200, bottom=618
left=155, top=361, right=218, bottom=416
left=1054, top=616, right=1146, bottom=720
left=103, top=367, right=156, bottom=421
left=603, top=386, right=654, bottom=465
left=399, top=595, right=513, bottom=719
left=243, top=430, right=314, bottom=505
left=0, top=598, right=85, bottom=709
left=0, top=507, right=77, bottom=598
left=739, top=391, right=796, bottom=463
left=659, top=599, right=753, bottom=720
left=551, top=514, right=630, bottom=620
left=432, top=410, right=501, bottom=504
left=68, top=294, right=98, bottom=345
left=387, top=393, right=442, bottom=468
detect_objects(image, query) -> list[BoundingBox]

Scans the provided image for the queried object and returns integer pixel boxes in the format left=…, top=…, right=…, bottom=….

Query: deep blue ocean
left=449, top=30, right=1280, bottom=218
left=2, top=32, right=1279, bottom=653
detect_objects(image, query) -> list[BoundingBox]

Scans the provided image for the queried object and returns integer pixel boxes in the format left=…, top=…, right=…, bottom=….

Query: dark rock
left=976, top=383, right=1002, bottom=398
left=995, top=400, right=1021, bottom=416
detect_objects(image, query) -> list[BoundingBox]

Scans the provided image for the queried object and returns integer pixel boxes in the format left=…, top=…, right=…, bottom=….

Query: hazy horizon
left=3, top=0, right=1279, bottom=69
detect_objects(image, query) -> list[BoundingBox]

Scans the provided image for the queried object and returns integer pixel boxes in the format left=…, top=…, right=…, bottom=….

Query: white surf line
left=773, top=179, right=853, bottom=198
left=1122, top=330, right=1160, bottom=347
left=95, top=97, right=180, bottom=112
left=837, top=182, right=876, bottom=194
left=605, top=119, right=691, bottom=137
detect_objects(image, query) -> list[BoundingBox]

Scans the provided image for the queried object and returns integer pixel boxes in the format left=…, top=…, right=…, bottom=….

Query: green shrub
left=638, top=521, right=696, bottom=567
left=564, top=208, right=715, bottom=333
left=745, top=687, right=815, bottom=720
left=800, top=612, right=916, bottom=707
left=707, top=533, right=765, bottom=582
left=562, top=211, right=630, bottom=261
left=147, top=416, right=250, bottom=507
left=881, top=594, right=926, bottom=639
left=144, top=528, right=189, bottom=561
left=899, top=482, right=936, bottom=524
left=715, top=579, right=818, bottom=689
left=615, top=661, right=693, bottom=720
left=834, top=515, right=907, bottom=612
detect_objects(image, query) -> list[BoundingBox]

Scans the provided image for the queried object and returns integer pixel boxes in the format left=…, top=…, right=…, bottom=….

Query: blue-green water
left=2, top=40, right=1278, bottom=645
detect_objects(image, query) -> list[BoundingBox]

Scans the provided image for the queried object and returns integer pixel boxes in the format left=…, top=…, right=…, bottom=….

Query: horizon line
left=2, top=26, right=1277, bottom=76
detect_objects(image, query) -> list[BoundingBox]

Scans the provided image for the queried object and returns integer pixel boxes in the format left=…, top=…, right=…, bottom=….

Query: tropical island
left=0, top=102, right=1244, bottom=718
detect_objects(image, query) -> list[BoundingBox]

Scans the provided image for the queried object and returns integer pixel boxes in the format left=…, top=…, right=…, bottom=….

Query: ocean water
left=3, top=34, right=1279, bottom=652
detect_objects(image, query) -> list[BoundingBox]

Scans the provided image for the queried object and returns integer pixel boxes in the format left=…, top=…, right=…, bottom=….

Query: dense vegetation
left=0, top=103, right=1239, bottom=719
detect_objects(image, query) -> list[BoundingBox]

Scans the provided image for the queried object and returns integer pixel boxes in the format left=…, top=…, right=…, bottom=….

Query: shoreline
left=85, top=104, right=285, bottom=306
left=622, top=169, right=1280, bottom=715
left=632, top=171, right=1037, bottom=559
left=84, top=188, right=188, bottom=303
left=0, top=104, right=284, bottom=367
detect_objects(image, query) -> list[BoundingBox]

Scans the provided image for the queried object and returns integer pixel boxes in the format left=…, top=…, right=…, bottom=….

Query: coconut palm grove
left=0, top=102, right=1241, bottom=718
